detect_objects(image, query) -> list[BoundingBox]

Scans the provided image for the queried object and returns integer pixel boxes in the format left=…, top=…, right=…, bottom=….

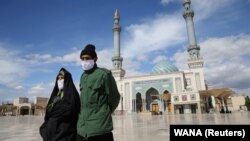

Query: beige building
left=13, top=97, right=29, bottom=105
left=227, top=95, right=247, bottom=111
left=14, top=97, right=33, bottom=115
left=34, top=97, right=49, bottom=116
left=13, top=97, right=48, bottom=116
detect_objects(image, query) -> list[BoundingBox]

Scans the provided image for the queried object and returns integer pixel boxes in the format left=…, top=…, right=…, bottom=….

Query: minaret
left=183, top=0, right=204, bottom=68
left=183, top=0, right=205, bottom=90
left=111, top=9, right=125, bottom=79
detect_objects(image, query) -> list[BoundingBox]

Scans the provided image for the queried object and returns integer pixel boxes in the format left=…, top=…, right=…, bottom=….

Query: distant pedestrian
left=40, top=68, right=81, bottom=141
left=77, top=44, right=120, bottom=141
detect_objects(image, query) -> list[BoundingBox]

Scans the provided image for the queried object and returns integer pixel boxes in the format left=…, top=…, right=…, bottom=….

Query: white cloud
left=201, top=34, right=250, bottom=89
left=96, top=49, right=113, bottom=69
left=173, top=46, right=189, bottom=70
left=152, top=55, right=168, bottom=64
left=111, top=13, right=179, bottom=76
left=201, top=34, right=250, bottom=64
left=191, top=0, right=235, bottom=21
left=27, top=80, right=81, bottom=99
left=27, top=83, right=53, bottom=97
left=174, top=34, right=250, bottom=95
left=15, top=85, right=24, bottom=90
left=122, top=13, right=186, bottom=65
left=15, top=50, right=80, bottom=68
left=62, top=52, right=80, bottom=63
left=20, top=48, right=113, bottom=69
left=22, top=53, right=61, bottom=64
left=0, top=46, right=27, bottom=88
left=160, top=0, right=174, bottom=5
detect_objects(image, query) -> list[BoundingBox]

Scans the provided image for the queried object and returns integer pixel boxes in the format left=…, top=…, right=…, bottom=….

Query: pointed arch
left=136, top=92, right=142, bottom=112
left=145, top=88, right=159, bottom=111
left=162, top=90, right=171, bottom=112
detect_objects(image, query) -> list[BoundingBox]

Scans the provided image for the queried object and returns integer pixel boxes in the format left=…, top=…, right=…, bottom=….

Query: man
left=77, top=44, right=120, bottom=141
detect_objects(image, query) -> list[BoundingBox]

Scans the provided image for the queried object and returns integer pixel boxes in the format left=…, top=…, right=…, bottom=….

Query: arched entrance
left=162, top=90, right=171, bottom=112
left=20, top=106, right=30, bottom=115
left=150, top=99, right=162, bottom=115
left=136, top=93, right=142, bottom=112
left=146, top=88, right=159, bottom=111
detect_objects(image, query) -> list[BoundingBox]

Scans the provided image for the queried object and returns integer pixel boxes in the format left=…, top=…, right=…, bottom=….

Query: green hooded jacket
left=77, top=67, right=120, bottom=139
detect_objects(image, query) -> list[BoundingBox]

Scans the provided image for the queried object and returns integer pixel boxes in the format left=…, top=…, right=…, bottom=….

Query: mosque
left=110, top=0, right=235, bottom=114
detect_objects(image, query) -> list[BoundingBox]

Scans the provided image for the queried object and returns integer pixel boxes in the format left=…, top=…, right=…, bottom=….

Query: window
left=174, top=96, right=179, bottom=102
left=182, top=95, right=187, bottom=101
left=191, top=94, right=196, bottom=100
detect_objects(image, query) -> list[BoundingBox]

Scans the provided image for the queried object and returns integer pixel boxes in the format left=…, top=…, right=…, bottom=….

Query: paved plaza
left=0, top=111, right=250, bottom=141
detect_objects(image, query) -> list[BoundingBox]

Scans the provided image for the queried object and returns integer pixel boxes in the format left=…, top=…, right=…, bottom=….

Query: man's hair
left=80, top=44, right=97, bottom=59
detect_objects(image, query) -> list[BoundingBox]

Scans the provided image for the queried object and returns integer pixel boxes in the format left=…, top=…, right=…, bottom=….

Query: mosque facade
left=111, top=0, right=234, bottom=114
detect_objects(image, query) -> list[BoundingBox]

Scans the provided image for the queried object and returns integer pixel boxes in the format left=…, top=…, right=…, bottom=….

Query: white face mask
left=57, top=79, right=64, bottom=90
left=81, top=60, right=95, bottom=71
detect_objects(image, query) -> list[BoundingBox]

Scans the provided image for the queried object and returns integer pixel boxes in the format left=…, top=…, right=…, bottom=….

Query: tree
left=245, top=96, right=250, bottom=111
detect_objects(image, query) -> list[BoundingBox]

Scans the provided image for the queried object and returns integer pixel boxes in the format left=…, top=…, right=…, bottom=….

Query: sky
left=0, top=0, right=250, bottom=103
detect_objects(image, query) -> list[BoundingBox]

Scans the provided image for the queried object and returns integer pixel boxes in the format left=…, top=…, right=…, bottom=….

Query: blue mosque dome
left=151, top=60, right=179, bottom=74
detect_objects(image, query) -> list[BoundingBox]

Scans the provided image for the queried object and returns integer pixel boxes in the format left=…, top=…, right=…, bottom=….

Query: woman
left=40, top=67, right=81, bottom=141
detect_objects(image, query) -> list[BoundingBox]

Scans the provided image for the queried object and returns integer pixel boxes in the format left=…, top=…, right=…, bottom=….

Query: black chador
left=40, top=68, right=81, bottom=141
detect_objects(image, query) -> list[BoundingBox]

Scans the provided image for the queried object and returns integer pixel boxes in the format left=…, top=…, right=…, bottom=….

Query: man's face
left=81, top=54, right=97, bottom=62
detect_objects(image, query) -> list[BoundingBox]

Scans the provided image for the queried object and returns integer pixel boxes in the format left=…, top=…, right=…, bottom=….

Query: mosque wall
left=175, top=77, right=182, bottom=93
left=114, top=70, right=206, bottom=114
left=184, top=72, right=194, bottom=91
left=195, top=73, right=201, bottom=90
left=189, top=68, right=206, bottom=91
left=131, top=78, right=173, bottom=99
left=116, top=72, right=191, bottom=112
left=171, top=92, right=200, bottom=104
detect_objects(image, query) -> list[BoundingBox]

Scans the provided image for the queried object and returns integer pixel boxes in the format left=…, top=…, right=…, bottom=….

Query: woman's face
left=57, top=74, right=64, bottom=80
left=57, top=74, right=64, bottom=90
